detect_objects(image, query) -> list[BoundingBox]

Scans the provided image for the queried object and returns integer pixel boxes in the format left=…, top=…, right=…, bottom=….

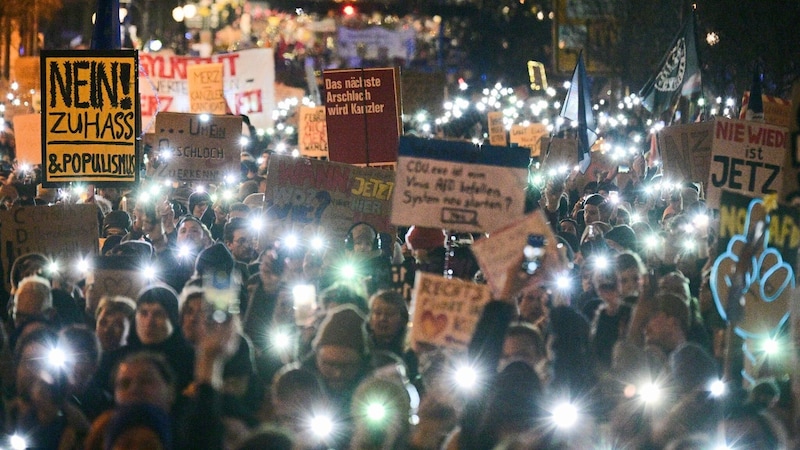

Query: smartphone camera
left=522, top=234, right=546, bottom=275
left=203, top=271, right=240, bottom=323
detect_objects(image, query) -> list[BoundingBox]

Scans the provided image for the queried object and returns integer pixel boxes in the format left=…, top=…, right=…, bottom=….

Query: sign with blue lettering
left=41, top=50, right=139, bottom=185
left=151, top=112, right=243, bottom=184
left=391, top=136, right=530, bottom=233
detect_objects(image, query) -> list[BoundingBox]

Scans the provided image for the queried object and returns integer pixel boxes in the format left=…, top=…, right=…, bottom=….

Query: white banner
left=139, top=48, right=275, bottom=130
left=337, top=26, right=415, bottom=61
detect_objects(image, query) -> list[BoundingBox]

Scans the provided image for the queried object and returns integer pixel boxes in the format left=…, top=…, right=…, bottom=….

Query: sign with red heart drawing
left=409, top=271, right=492, bottom=350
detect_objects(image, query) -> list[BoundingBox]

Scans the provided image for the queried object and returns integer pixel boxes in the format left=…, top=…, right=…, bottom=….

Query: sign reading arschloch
left=41, top=50, right=139, bottom=185
left=323, top=67, right=402, bottom=165
left=392, top=136, right=529, bottom=233
left=263, top=154, right=396, bottom=243
left=152, top=112, right=243, bottom=184
left=0, top=204, right=99, bottom=291
left=706, top=118, right=787, bottom=208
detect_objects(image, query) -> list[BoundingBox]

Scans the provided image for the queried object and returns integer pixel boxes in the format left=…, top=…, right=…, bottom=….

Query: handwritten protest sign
left=717, top=190, right=799, bottom=269
left=263, top=154, right=395, bottom=244
left=658, top=121, right=713, bottom=184
left=41, top=50, right=139, bottom=184
left=540, top=137, right=578, bottom=169
left=510, top=123, right=547, bottom=157
left=187, top=62, right=226, bottom=114
left=139, top=48, right=275, bottom=130
left=13, top=56, right=40, bottom=91
left=298, top=106, right=328, bottom=158
left=392, top=137, right=528, bottom=233
left=409, top=272, right=492, bottom=350
left=470, top=211, right=564, bottom=301
left=0, top=204, right=99, bottom=291
left=152, top=112, right=243, bottom=184
left=488, top=111, right=507, bottom=147
left=86, top=256, right=146, bottom=303
left=706, top=118, right=787, bottom=208
left=12, top=114, right=42, bottom=165
left=323, top=67, right=402, bottom=165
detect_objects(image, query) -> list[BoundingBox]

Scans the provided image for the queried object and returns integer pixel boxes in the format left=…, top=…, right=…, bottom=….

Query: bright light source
left=199, top=113, right=210, bottom=123
left=454, top=363, right=479, bottom=391
left=271, top=329, right=292, bottom=352
left=148, top=39, right=163, bottom=52
left=366, top=402, right=387, bottom=422
left=142, top=265, right=157, bottom=280
left=283, top=234, right=299, bottom=249
left=763, top=338, right=779, bottom=355
left=555, top=273, right=571, bottom=291
left=310, top=413, right=334, bottom=438
left=639, top=382, right=661, bottom=404
left=195, top=185, right=206, bottom=193
left=249, top=217, right=263, bottom=231
left=343, top=5, right=356, bottom=15
left=340, top=264, right=357, bottom=280
left=224, top=173, right=237, bottom=184
left=693, top=213, right=709, bottom=228
left=48, top=347, right=68, bottom=368
left=644, top=234, right=660, bottom=250
left=593, top=255, right=609, bottom=270
left=10, top=434, right=27, bottom=450
left=178, top=245, right=191, bottom=258
left=47, top=261, right=60, bottom=274
left=709, top=379, right=726, bottom=398
left=240, top=136, right=250, bottom=146
left=310, top=236, right=325, bottom=250
left=682, top=239, right=695, bottom=251
left=76, top=258, right=91, bottom=274
left=552, top=402, right=578, bottom=428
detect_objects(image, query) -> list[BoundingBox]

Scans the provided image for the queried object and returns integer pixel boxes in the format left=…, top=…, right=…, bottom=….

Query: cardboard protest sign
left=263, top=154, right=395, bottom=243
left=487, top=111, right=507, bottom=147
left=540, top=137, right=578, bottom=169
left=187, top=62, right=226, bottom=114
left=392, top=136, right=529, bottom=233
left=739, top=91, right=792, bottom=129
left=657, top=121, right=713, bottom=183
left=41, top=50, right=139, bottom=185
left=139, top=48, right=275, bottom=130
left=12, top=114, right=42, bottom=165
left=13, top=56, right=40, bottom=91
left=716, top=190, right=799, bottom=270
left=0, top=204, right=99, bottom=291
left=298, top=106, right=328, bottom=158
left=86, top=256, right=147, bottom=302
left=409, top=272, right=492, bottom=350
left=323, top=67, right=402, bottom=165
left=510, top=123, right=547, bottom=157
left=470, top=210, right=564, bottom=301
left=152, top=112, right=243, bottom=184
left=706, top=118, right=787, bottom=208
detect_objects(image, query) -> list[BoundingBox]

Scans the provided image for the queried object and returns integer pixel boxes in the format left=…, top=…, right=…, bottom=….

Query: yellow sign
left=527, top=61, right=548, bottom=91
left=187, top=62, right=227, bottom=114
left=41, top=50, right=139, bottom=184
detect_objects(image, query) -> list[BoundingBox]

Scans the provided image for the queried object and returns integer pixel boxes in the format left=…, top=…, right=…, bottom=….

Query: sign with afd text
left=409, top=272, right=492, bottom=350
left=716, top=190, right=799, bottom=269
left=187, top=62, right=226, bottom=114
left=138, top=48, right=275, bottom=130
left=0, top=204, right=99, bottom=291
left=263, top=154, right=396, bottom=243
left=41, top=50, right=139, bottom=185
left=152, top=112, right=243, bottom=183
left=706, top=118, right=787, bottom=208
left=298, top=106, right=328, bottom=158
left=392, top=136, right=529, bottom=233
left=323, top=67, right=402, bottom=165
left=658, top=121, right=713, bottom=184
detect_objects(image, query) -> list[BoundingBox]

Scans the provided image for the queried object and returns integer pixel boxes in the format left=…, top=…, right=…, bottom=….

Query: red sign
left=323, top=67, right=402, bottom=165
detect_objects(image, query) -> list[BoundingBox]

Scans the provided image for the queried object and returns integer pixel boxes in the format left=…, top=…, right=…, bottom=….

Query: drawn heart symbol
left=420, top=310, right=448, bottom=338
left=99, top=275, right=135, bottom=298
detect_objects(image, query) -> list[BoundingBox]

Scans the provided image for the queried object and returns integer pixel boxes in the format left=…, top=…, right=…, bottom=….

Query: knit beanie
left=405, top=226, right=444, bottom=251
left=136, top=283, right=180, bottom=329
left=103, top=210, right=133, bottom=235
left=195, top=243, right=234, bottom=277
left=312, top=304, right=368, bottom=356
left=605, top=224, right=637, bottom=252
left=104, top=403, right=173, bottom=450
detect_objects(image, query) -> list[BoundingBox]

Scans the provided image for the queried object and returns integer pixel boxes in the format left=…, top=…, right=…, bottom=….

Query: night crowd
left=0, top=149, right=796, bottom=450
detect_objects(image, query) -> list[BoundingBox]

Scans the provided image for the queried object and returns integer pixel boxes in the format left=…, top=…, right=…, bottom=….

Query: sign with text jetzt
left=152, top=112, right=242, bottom=184
left=0, top=204, right=99, bottom=291
left=187, top=62, right=226, bottom=114
left=41, top=50, right=139, bottom=185
left=658, top=121, right=713, bottom=184
left=298, top=106, right=328, bottom=158
left=409, top=272, right=492, bottom=350
left=392, top=136, right=529, bottom=233
left=706, top=118, right=787, bottom=208
left=263, top=154, right=396, bottom=243
left=323, top=67, right=402, bottom=165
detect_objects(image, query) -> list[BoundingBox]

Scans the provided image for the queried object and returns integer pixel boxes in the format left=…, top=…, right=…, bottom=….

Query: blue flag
left=560, top=52, right=596, bottom=174
left=639, top=16, right=701, bottom=116
left=745, top=62, right=764, bottom=122
left=91, top=0, right=121, bottom=50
